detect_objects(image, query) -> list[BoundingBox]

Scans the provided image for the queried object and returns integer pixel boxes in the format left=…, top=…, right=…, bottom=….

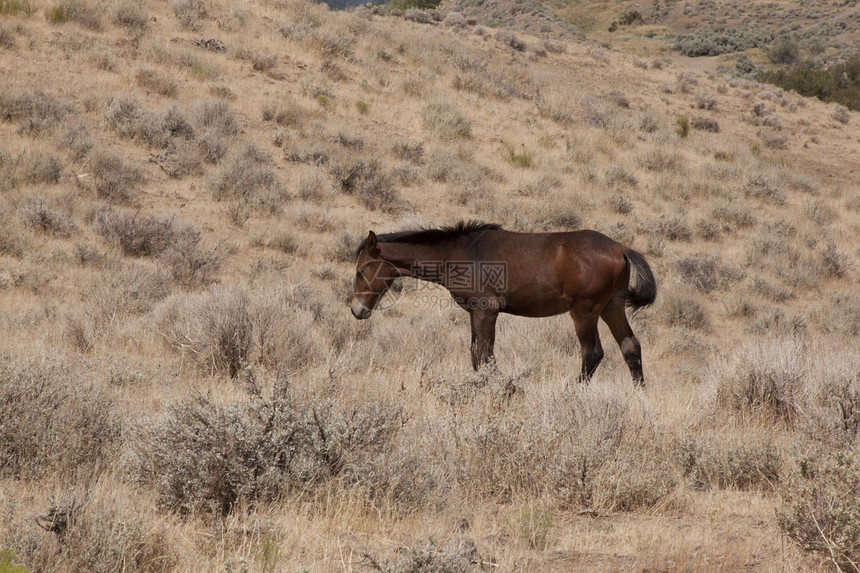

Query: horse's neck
left=381, top=242, right=454, bottom=280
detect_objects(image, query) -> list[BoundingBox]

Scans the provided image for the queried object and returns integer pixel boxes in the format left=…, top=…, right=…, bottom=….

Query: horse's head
left=351, top=231, right=398, bottom=320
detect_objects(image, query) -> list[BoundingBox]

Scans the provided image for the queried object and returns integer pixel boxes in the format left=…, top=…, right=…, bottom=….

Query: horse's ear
left=367, top=231, right=379, bottom=254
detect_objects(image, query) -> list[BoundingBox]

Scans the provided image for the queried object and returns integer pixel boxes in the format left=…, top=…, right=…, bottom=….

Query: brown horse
left=351, top=221, right=657, bottom=386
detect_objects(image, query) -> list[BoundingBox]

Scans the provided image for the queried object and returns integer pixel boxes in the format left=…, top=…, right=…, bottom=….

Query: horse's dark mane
left=354, top=220, right=502, bottom=258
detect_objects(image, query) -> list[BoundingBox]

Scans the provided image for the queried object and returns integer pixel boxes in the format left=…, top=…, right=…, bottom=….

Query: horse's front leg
left=469, top=309, right=499, bottom=370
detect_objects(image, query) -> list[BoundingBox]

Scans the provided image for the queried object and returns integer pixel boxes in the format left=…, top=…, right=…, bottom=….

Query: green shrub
left=759, top=58, right=860, bottom=112
left=675, top=115, right=689, bottom=138
left=0, top=550, right=29, bottom=573
left=502, top=141, right=534, bottom=168
left=608, top=10, right=641, bottom=32
left=49, top=0, right=102, bottom=30
left=0, top=0, right=35, bottom=15
left=46, top=4, right=65, bottom=23
left=387, top=0, right=441, bottom=11
left=767, top=35, right=800, bottom=65
left=674, top=27, right=773, bottom=57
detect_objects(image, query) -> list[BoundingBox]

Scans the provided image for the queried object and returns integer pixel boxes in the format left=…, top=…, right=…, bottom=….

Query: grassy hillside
left=1, top=0, right=859, bottom=571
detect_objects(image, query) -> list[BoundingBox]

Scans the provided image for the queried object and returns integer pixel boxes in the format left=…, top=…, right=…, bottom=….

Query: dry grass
left=0, top=0, right=858, bottom=570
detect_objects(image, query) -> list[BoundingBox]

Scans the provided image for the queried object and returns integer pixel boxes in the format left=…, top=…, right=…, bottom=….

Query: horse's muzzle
left=351, top=299, right=372, bottom=320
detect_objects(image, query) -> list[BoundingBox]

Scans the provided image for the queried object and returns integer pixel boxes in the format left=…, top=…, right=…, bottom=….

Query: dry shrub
left=60, top=124, right=94, bottom=161
left=0, top=89, right=75, bottom=135
left=831, top=104, right=850, bottom=125
left=777, top=441, right=860, bottom=571
left=326, top=229, right=362, bottom=263
left=0, top=355, right=118, bottom=479
left=0, top=206, right=30, bottom=257
left=423, top=102, right=471, bottom=139
left=6, top=490, right=175, bottom=573
left=691, top=116, right=719, bottom=132
left=821, top=241, right=852, bottom=279
left=637, top=147, right=684, bottom=173
left=425, top=149, right=482, bottom=186
left=647, top=215, right=693, bottom=242
left=675, top=435, right=781, bottom=491
left=363, top=539, right=480, bottom=573
left=523, top=200, right=581, bottom=231
left=0, top=24, right=16, bottom=49
left=153, top=286, right=254, bottom=377
left=437, top=380, right=673, bottom=511
left=662, top=287, right=709, bottom=331
left=711, top=202, right=755, bottom=230
left=306, top=28, right=354, bottom=59
left=706, top=337, right=805, bottom=426
left=811, top=294, right=860, bottom=337
left=603, top=164, right=637, bottom=189
left=535, top=90, right=576, bottom=125
left=20, top=197, right=75, bottom=237
left=391, top=140, right=425, bottom=164
left=743, top=173, right=786, bottom=204
left=94, top=210, right=190, bottom=257
left=135, top=68, right=177, bottom=97
left=104, top=95, right=145, bottom=138
left=106, top=97, right=193, bottom=149
left=695, top=90, right=718, bottom=110
left=152, top=285, right=320, bottom=376
left=451, top=53, right=531, bottom=100
left=608, top=193, right=633, bottom=214
left=194, top=99, right=238, bottom=163
left=94, top=209, right=220, bottom=287
left=114, top=0, right=149, bottom=30
left=169, top=0, right=206, bottom=29
left=98, top=260, right=173, bottom=315
left=675, top=254, right=742, bottom=293
left=329, top=156, right=402, bottom=213
left=209, top=144, right=286, bottom=212
left=424, top=365, right=520, bottom=407
left=803, top=199, right=837, bottom=226
left=87, top=149, right=144, bottom=203
left=261, top=96, right=308, bottom=128
left=776, top=348, right=860, bottom=567
left=0, top=147, right=63, bottom=190
left=758, top=128, right=787, bottom=149
left=131, top=381, right=414, bottom=515
left=53, top=0, right=103, bottom=30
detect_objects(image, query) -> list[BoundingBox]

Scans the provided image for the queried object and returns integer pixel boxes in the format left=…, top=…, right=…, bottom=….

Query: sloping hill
left=0, top=0, right=859, bottom=570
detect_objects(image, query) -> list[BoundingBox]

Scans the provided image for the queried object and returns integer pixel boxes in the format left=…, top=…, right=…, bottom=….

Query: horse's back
left=460, top=229, right=630, bottom=317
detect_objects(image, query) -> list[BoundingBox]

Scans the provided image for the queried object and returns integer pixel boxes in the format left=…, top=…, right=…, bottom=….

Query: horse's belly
left=499, top=297, right=569, bottom=317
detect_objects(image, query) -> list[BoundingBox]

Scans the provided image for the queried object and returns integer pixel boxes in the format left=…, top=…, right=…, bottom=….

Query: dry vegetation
left=1, top=0, right=859, bottom=571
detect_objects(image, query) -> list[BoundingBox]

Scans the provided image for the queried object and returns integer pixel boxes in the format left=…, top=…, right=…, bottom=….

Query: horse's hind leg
left=569, top=308, right=603, bottom=383
left=601, top=298, right=645, bottom=387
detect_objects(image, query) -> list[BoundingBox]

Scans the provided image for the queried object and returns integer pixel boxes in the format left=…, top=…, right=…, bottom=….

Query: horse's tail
left=623, top=249, right=657, bottom=311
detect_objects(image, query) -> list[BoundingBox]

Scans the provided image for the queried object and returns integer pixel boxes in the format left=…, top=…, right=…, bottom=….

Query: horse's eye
left=356, top=269, right=365, bottom=278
